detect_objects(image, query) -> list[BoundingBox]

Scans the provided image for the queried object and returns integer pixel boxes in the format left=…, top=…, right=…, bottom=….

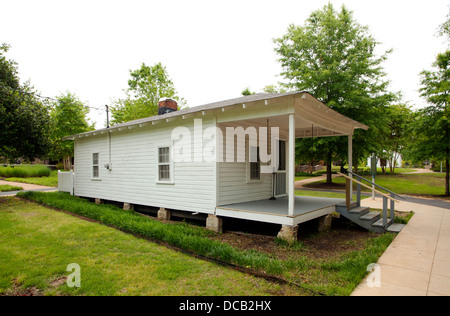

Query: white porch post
left=288, top=114, right=295, bottom=216
left=348, top=134, right=353, bottom=200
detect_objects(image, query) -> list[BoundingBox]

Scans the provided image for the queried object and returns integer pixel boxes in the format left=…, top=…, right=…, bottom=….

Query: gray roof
left=65, top=91, right=304, bottom=139
left=113, top=91, right=301, bottom=128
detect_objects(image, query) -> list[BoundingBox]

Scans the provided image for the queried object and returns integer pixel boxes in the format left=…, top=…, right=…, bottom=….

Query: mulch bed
left=210, top=216, right=375, bottom=261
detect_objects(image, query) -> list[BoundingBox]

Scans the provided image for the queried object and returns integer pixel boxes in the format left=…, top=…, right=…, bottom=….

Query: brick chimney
left=158, top=98, right=178, bottom=115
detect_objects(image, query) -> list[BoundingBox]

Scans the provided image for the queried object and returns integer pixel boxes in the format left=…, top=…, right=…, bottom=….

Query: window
left=92, top=153, right=99, bottom=178
left=249, top=146, right=260, bottom=180
left=158, top=146, right=171, bottom=181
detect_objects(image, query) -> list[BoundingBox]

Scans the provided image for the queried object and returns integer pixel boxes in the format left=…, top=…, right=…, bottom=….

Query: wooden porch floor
left=216, top=196, right=345, bottom=226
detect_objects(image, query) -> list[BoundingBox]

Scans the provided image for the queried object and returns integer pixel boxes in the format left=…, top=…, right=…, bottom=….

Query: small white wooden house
left=63, top=92, right=368, bottom=241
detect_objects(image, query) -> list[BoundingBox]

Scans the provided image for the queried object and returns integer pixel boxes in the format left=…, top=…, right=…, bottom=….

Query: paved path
left=0, top=179, right=56, bottom=196
left=294, top=174, right=340, bottom=189
left=352, top=196, right=450, bottom=296
left=403, top=168, right=435, bottom=174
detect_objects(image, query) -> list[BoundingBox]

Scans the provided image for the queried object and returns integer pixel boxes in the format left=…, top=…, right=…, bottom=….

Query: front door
left=274, top=139, right=287, bottom=197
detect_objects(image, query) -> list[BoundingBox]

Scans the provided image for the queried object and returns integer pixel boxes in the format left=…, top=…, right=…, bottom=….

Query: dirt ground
left=210, top=216, right=378, bottom=261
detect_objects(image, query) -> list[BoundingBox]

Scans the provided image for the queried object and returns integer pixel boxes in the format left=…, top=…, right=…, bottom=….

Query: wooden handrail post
left=390, top=192, right=395, bottom=221
left=346, top=178, right=351, bottom=210
left=356, top=176, right=361, bottom=207
left=383, top=196, right=388, bottom=228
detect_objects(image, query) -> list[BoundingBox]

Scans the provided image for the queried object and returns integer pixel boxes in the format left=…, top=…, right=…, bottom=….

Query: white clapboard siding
left=216, top=121, right=290, bottom=206
left=74, top=117, right=216, bottom=214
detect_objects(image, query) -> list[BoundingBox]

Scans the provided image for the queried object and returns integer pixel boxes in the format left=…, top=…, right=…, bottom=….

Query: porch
left=216, top=195, right=344, bottom=226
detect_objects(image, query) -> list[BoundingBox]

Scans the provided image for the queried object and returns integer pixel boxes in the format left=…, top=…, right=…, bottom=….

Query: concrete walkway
left=0, top=179, right=56, bottom=196
left=352, top=196, right=450, bottom=296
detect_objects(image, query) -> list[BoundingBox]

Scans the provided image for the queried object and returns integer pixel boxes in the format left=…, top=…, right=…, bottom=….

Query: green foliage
left=0, top=198, right=284, bottom=296
left=0, top=184, right=22, bottom=192
left=17, top=191, right=280, bottom=274
left=377, top=103, right=413, bottom=173
left=438, top=9, right=450, bottom=41
left=0, top=43, right=52, bottom=163
left=241, top=87, right=255, bottom=96
left=274, top=4, right=398, bottom=172
left=5, top=169, right=58, bottom=187
left=408, top=50, right=450, bottom=195
left=0, top=164, right=51, bottom=178
left=110, top=62, right=183, bottom=124
left=48, top=92, right=93, bottom=166
left=17, top=191, right=396, bottom=295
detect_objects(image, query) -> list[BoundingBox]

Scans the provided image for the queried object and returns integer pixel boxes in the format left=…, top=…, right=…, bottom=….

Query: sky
left=2, top=0, right=449, bottom=128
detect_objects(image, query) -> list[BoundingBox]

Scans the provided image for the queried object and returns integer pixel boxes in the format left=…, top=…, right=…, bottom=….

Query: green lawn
left=0, top=197, right=297, bottom=296
left=11, top=191, right=396, bottom=296
left=0, top=185, right=23, bottom=192
left=295, top=189, right=368, bottom=201
left=304, top=173, right=447, bottom=197
left=4, top=170, right=58, bottom=187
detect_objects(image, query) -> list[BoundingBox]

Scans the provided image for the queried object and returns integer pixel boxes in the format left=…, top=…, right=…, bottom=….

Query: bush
left=0, top=165, right=51, bottom=178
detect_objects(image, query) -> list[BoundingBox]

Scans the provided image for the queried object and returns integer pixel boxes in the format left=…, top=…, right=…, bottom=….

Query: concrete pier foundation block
left=123, top=203, right=133, bottom=211
left=206, top=214, right=223, bottom=233
left=318, top=214, right=332, bottom=232
left=277, top=225, right=298, bottom=243
left=157, top=208, right=171, bottom=220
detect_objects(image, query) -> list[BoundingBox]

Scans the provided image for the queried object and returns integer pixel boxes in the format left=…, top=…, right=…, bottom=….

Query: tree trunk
left=63, top=156, right=72, bottom=171
left=326, top=151, right=332, bottom=184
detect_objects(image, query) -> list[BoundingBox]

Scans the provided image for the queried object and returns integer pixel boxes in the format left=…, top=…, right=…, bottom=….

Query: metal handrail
left=346, top=170, right=405, bottom=199
left=337, top=172, right=401, bottom=229
left=337, top=172, right=400, bottom=203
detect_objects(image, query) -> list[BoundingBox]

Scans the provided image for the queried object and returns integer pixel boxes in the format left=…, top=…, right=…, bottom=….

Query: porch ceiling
left=218, top=93, right=368, bottom=138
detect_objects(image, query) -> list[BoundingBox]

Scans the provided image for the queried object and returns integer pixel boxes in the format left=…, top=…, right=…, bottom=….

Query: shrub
left=0, top=165, right=51, bottom=178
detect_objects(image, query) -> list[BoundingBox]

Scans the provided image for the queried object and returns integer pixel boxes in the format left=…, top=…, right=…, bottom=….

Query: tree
left=274, top=4, right=397, bottom=181
left=0, top=43, right=52, bottom=163
left=378, top=104, right=413, bottom=173
left=110, top=62, right=182, bottom=124
left=241, top=87, right=255, bottom=96
left=409, top=50, right=450, bottom=196
left=438, top=8, right=449, bottom=41
left=48, top=92, right=94, bottom=170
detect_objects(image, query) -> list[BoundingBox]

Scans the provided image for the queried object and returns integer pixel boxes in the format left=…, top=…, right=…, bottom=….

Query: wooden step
left=348, top=206, right=370, bottom=216
left=372, top=218, right=393, bottom=227
left=336, top=201, right=358, bottom=209
left=359, top=212, right=380, bottom=221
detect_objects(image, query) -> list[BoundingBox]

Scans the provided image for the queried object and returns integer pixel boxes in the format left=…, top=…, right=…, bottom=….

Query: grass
left=0, top=197, right=296, bottom=296
left=305, top=173, right=447, bottom=197
left=0, top=185, right=23, bottom=192
left=295, top=189, right=369, bottom=201
left=0, top=165, right=51, bottom=178
left=14, top=191, right=396, bottom=296
left=5, top=170, right=58, bottom=187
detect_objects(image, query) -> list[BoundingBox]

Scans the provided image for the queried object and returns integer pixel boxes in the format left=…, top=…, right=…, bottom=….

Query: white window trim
left=246, top=145, right=262, bottom=184
left=156, top=142, right=174, bottom=184
left=91, top=152, right=101, bottom=181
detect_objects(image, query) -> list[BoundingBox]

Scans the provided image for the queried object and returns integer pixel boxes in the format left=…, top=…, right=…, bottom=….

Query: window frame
left=247, top=145, right=261, bottom=183
left=156, top=143, right=174, bottom=184
left=92, top=152, right=101, bottom=180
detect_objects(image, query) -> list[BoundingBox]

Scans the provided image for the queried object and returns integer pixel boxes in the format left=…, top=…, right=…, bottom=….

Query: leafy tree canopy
left=48, top=92, right=93, bottom=168
left=274, top=4, right=398, bottom=175
left=0, top=43, right=52, bottom=163
left=110, top=62, right=183, bottom=125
